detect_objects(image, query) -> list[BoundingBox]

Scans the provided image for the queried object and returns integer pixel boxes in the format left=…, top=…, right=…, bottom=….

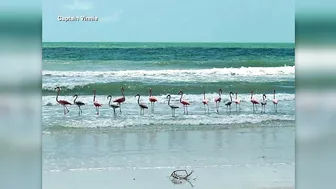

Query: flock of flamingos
left=54, top=86, right=279, bottom=116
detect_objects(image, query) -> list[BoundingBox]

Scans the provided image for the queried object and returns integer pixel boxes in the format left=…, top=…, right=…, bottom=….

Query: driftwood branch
left=169, top=169, right=196, bottom=187
left=170, top=169, right=194, bottom=180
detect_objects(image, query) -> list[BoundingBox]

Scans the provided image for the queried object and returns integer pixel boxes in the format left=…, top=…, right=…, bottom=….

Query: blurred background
left=0, top=1, right=41, bottom=189
left=296, top=0, right=336, bottom=189
left=1, top=0, right=336, bottom=188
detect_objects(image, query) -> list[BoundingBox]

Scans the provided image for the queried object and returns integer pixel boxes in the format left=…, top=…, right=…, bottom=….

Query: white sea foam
left=43, top=66, right=294, bottom=77
left=42, top=66, right=295, bottom=89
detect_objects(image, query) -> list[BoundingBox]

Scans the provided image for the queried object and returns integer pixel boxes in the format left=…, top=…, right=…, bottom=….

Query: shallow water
left=43, top=126, right=295, bottom=189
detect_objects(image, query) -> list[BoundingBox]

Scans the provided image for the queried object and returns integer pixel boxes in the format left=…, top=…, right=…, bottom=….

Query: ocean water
left=42, top=42, right=295, bottom=189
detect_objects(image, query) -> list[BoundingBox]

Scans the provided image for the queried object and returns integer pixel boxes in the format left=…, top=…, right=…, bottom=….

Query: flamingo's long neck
left=273, top=92, right=275, bottom=99
left=230, top=93, right=232, bottom=102
left=73, top=96, right=77, bottom=103
left=203, top=93, right=205, bottom=100
left=168, top=96, right=171, bottom=105
left=93, top=94, right=96, bottom=102
left=149, top=89, right=152, bottom=97
left=235, top=93, right=237, bottom=100
left=219, top=90, right=221, bottom=98
left=122, top=89, right=125, bottom=97
left=56, top=90, right=60, bottom=102
left=179, top=93, right=183, bottom=102
left=108, top=96, right=112, bottom=105
left=251, top=92, right=253, bottom=99
left=137, top=95, right=140, bottom=105
left=263, top=95, right=265, bottom=101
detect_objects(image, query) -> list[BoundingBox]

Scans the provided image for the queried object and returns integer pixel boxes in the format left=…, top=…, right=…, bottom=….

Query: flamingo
left=234, top=92, right=241, bottom=112
left=135, top=94, right=148, bottom=115
left=54, top=87, right=72, bottom=115
left=73, top=94, right=85, bottom=115
left=261, top=94, right=267, bottom=113
left=250, top=91, right=260, bottom=112
left=224, top=92, right=234, bottom=113
left=93, top=89, right=102, bottom=115
left=178, top=90, right=190, bottom=115
left=214, top=88, right=222, bottom=113
left=202, top=92, right=209, bottom=114
left=166, top=94, right=179, bottom=117
left=272, top=89, right=278, bottom=112
left=107, top=95, right=120, bottom=115
left=149, top=88, right=158, bottom=113
left=113, top=87, right=126, bottom=113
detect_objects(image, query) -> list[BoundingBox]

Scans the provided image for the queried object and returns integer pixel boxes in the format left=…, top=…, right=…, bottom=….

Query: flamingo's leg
left=65, top=105, right=69, bottom=114
left=64, top=106, right=69, bottom=115
left=207, top=104, right=209, bottom=113
left=78, top=106, right=81, bottom=115
left=186, top=106, right=188, bottom=115
left=119, top=104, right=122, bottom=113
left=204, top=104, right=206, bottom=113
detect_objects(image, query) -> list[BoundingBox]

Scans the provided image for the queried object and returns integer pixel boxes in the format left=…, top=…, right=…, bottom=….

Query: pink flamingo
left=272, top=89, right=278, bottom=112
left=234, top=92, right=241, bottom=112
left=93, top=89, right=102, bottom=115
left=149, top=88, right=158, bottom=113
left=178, top=90, right=190, bottom=115
left=250, top=90, right=260, bottom=112
left=214, top=88, right=222, bottom=113
left=202, top=92, right=209, bottom=114
left=113, top=87, right=126, bottom=113
left=261, top=94, right=267, bottom=113
left=54, top=87, right=72, bottom=115
left=135, top=94, right=148, bottom=115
